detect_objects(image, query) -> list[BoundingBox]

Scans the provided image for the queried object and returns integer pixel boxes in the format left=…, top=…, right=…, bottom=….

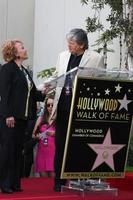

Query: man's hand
left=41, top=83, right=52, bottom=95
left=6, top=116, right=15, bottom=128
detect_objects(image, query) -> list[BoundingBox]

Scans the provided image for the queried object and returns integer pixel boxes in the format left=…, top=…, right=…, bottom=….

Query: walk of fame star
left=118, top=94, right=132, bottom=111
left=88, top=128, right=125, bottom=171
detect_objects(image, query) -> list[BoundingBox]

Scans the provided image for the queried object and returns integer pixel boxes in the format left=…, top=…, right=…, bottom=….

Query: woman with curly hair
left=0, top=39, right=49, bottom=193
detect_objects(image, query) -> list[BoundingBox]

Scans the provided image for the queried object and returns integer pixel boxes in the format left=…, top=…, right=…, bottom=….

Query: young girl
left=33, top=95, right=55, bottom=177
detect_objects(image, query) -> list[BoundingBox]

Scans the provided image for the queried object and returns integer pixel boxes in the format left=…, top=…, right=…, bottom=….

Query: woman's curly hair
left=2, top=39, right=22, bottom=62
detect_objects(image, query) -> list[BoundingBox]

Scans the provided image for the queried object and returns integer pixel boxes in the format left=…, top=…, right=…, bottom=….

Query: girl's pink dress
left=35, top=124, right=55, bottom=172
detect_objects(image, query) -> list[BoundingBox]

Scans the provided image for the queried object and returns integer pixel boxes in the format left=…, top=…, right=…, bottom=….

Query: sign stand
left=61, top=69, right=133, bottom=197
left=61, top=179, right=118, bottom=197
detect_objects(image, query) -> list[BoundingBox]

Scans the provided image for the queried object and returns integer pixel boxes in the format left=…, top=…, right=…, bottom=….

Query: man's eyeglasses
left=46, top=103, right=53, bottom=108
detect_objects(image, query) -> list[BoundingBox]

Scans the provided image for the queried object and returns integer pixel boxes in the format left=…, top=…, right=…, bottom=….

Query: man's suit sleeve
left=97, top=55, right=105, bottom=69
left=55, top=53, right=61, bottom=74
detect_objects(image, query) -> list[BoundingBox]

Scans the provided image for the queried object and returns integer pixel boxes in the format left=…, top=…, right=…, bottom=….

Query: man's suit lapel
left=51, top=51, right=71, bottom=118
left=59, top=51, right=71, bottom=75
left=79, top=50, right=91, bottom=67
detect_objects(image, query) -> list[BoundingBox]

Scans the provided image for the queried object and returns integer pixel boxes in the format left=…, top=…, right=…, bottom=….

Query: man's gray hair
left=66, top=28, right=88, bottom=49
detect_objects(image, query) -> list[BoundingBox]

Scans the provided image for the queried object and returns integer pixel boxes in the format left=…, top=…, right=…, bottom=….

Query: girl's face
left=46, top=98, right=54, bottom=114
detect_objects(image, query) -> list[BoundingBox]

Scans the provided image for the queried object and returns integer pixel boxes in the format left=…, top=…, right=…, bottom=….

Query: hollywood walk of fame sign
left=61, top=75, right=133, bottom=179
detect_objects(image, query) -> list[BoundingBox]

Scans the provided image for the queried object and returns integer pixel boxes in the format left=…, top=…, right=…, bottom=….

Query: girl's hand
left=46, top=131, right=55, bottom=136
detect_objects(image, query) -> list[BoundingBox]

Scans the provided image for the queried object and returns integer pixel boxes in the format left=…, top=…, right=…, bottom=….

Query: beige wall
left=0, top=0, right=35, bottom=67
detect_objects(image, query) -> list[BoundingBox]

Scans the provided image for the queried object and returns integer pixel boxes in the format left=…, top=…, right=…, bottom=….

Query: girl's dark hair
left=41, top=94, right=54, bottom=125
